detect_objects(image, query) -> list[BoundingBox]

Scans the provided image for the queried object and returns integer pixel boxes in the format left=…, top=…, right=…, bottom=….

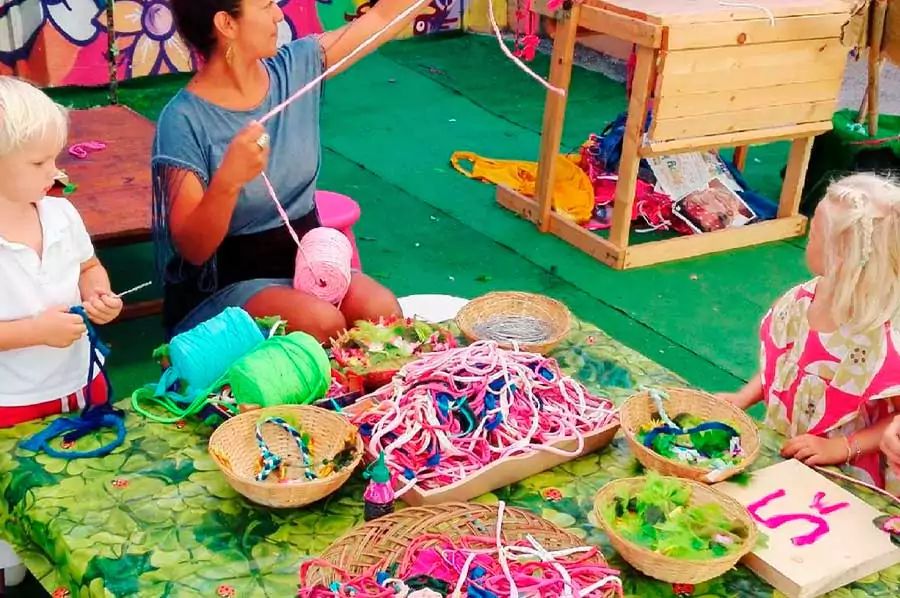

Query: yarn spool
left=294, top=227, right=353, bottom=305
left=222, top=332, right=332, bottom=407
left=169, top=307, right=265, bottom=393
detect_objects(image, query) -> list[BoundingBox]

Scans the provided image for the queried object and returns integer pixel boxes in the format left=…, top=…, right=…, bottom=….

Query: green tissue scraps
left=601, top=472, right=750, bottom=560
left=637, top=412, right=746, bottom=471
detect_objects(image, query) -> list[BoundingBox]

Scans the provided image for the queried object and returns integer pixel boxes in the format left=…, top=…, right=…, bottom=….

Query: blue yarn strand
left=20, top=306, right=125, bottom=460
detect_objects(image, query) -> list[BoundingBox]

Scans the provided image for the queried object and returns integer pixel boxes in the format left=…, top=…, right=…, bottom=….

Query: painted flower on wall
left=0, top=0, right=104, bottom=66
left=109, top=0, right=196, bottom=78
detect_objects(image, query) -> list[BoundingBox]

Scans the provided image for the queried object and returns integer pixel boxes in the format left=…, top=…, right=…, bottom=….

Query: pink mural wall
left=0, top=0, right=464, bottom=88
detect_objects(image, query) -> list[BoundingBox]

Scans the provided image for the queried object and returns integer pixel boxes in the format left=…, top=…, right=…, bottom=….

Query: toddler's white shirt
left=0, top=197, right=95, bottom=407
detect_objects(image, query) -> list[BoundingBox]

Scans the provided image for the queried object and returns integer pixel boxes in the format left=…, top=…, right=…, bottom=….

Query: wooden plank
left=654, top=79, right=843, bottom=120
left=533, top=1, right=663, bottom=47
left=641, top=121, right=832, bottom=155
left=719, top=461, right=900, bottom=598
left=665, top=13, right=850, bottom=49
left=778, top=136, right=815, bottom=218
left=610, top=45, right=656, bottom=249
left=657, top=54, right=846, bottom=95
left=650, top=99, right=836, bottom=140
left=868, top=0, right=888, bottom=136
left=121, top=299, right=163, bottom=320
left=623, top=216, right=807, bottom=269
left=51, top=106, right=154, bottom=246
left=496, top=186, right=624, bottom=268
left=581, top=0, right=849, bottom=25
left=661, top=38, right=846, bottom=76
left=535, top=3, right=581, bottom=232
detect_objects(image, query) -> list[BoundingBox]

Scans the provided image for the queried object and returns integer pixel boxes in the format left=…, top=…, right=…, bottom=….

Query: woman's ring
left=256, top=133, right=270, bottom=149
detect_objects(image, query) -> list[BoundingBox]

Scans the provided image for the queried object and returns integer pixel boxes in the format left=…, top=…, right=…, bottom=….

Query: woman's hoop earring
left=225, top=44, right=235, bottom=67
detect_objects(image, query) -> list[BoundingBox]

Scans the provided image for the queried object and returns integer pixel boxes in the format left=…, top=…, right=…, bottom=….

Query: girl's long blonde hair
left=820, top=173, right=900, bottom=332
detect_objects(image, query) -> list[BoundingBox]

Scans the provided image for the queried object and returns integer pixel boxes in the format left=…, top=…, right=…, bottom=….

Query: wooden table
left=497, top=0, right=858, bottom=270
left=52, top=105, right=159, bottom=318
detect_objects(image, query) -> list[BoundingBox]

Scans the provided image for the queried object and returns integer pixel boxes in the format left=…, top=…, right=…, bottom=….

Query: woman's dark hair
left=170, top=0, right=243, bottom=59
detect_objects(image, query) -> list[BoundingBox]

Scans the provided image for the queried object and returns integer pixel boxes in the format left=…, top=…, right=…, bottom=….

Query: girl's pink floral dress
left=760, top=278, right=900, bottom=495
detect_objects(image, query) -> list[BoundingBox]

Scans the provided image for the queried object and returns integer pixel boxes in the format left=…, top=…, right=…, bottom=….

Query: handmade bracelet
left=850, top=435, right=862, bottom=463
left=844, top=435, right=854, bottom=465
left=255, top=416, right=315, bottom=482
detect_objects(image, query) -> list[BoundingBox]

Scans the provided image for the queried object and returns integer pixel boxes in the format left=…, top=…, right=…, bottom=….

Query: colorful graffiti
left=0, top=0, right=474, bottom=88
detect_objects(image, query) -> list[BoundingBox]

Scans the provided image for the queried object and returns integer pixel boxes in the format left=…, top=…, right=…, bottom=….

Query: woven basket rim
left=619, top=386, right=761, bottom=478
left=455, top=291, right=572, bottom=346
left=593, top=475, right=758, bottom=564
left=207, top=405, right=364, bottom=490
left=308, top=501, right=618, bottom=593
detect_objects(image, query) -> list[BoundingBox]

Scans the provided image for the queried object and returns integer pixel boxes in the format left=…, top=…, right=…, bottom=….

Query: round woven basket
left=593, top=476, right=757, bottom=584
left=304, top=502, right=617, bottom=595
left=208, top=405, right=363, bottom=509
left=455, top=291, right=572, bottom=354
left=620, top=387, right=760, bottom=483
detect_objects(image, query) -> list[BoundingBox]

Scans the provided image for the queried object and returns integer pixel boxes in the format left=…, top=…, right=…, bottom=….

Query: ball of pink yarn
left=293, top=227, right=353, bottom=304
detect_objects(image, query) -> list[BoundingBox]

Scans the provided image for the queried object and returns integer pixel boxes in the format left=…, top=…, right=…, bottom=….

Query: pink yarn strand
left=487, top=0, right=565, bottom=96
left=258, top=0, right=433, bottom=126
left=260, top=172, right=301, bottom=248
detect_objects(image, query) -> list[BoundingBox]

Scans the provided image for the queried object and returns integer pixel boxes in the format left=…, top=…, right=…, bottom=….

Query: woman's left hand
left=83, top=292, right=123, bottom=325
left=781, top=434, right=849, bottom=466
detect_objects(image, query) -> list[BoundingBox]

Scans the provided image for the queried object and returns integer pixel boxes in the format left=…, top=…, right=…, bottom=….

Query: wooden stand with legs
left=497, top=0, right=857, bottom=270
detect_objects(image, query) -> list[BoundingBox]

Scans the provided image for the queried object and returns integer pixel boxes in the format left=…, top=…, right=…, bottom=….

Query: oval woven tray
left=208, top=405, right=363, bottom=509
left=455, top=291, right=571, bottom=354
left=593, top=476, right=758, bottom=584
left=620, top=387, right=761, bottom=483
left=304, top=502, right=617, bottom=595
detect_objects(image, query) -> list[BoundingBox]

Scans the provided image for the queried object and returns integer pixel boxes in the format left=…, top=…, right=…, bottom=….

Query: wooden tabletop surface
left=583, top=0, right=855, bottom=24
left=54, top=105, right=154, bottom=246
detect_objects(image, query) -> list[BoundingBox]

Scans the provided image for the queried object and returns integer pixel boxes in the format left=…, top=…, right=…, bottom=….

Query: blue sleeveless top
left=150, top=37, right=325, bottom=328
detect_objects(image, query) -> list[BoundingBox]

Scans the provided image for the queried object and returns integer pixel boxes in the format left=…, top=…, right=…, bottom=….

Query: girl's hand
left=781, top=434, right=848, bottom=466
left=880, top=416, right=900, bottom=474
left=83, top=292, right=123, bottom=325
left=715, top=392, right=744, bottom=407
left=33, top=305, right=87, bottom=348
left=218, top=121, right=270, bottom=190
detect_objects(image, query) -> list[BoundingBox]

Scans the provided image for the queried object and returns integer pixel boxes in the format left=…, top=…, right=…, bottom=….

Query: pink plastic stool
left=315, top=190, right=362, bottom=271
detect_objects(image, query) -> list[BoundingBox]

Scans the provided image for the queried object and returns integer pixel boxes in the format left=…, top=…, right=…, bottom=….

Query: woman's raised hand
left=219, top=121, right=270, bottom=190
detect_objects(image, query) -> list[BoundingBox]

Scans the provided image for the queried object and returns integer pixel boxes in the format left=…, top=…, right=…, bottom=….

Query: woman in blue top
left=152, top=0, right=420, bottom=341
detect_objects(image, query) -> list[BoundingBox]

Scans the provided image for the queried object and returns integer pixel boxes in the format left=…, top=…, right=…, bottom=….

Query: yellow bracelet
left=844, top=436, right=853, bottom=465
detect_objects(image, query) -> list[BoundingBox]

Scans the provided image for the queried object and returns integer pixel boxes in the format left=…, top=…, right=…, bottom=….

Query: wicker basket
left=455, top=291, right=572, bottom=354
left=208, top=405, right=363, bottom=509
left=305, top=502, right=617, bottom=595
left=593, top=476, right=758, bottom=584
left=620, top=387, right=760, bottom=483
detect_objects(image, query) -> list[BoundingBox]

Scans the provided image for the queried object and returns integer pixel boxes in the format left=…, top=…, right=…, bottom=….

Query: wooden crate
left=501, top=0, right=857, bottom=270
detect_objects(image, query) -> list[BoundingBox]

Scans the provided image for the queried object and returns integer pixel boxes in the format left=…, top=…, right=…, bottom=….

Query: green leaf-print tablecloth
left=2, top=317, right=899, bottom=597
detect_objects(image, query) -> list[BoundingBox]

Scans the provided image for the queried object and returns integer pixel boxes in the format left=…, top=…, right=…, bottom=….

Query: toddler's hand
left=34, top=305, right=87, bottom=348
left=781, top=434, right=848, bottom=466
left=83, top=292, right=123, bottom=325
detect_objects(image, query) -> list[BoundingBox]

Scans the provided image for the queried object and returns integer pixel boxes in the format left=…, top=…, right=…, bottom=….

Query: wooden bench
left=52, top=105, right=159, bottom=319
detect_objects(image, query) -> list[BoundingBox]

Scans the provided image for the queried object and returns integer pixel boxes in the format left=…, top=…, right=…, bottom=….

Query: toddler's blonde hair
left=0, top=76, right=67, bottom=157
left=820, top=173, right=900, bottom=332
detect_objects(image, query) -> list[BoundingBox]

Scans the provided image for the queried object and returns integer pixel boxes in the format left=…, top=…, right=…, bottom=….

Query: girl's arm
left=318, top=0, right=431, bottom=77
left=719, top=372, right=764, bottom=410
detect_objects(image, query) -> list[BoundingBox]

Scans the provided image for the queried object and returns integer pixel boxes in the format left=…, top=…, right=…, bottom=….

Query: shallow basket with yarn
left=619, top=387, right=760, bottom=484
left=305, top=502, right=617, bottom=595
left=208, top=405, right=363, bottom=508
left=593, top=476, right=758, bottom=584
left=455, top=291, right=571, bottom=354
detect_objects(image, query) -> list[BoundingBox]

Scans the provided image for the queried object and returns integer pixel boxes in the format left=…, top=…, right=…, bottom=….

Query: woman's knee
left=342, top=274, right=402, bottom=323
left=244, top=286, right=347, bottom=343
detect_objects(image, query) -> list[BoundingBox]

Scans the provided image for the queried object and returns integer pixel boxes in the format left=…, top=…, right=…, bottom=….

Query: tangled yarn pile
left=351, top=341, right=618, bottom=493
left=298, top=502, right=622, bottom=597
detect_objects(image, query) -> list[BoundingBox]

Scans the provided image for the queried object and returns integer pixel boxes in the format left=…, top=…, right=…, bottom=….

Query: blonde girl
left=721, top=173, right=900, bottom=494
